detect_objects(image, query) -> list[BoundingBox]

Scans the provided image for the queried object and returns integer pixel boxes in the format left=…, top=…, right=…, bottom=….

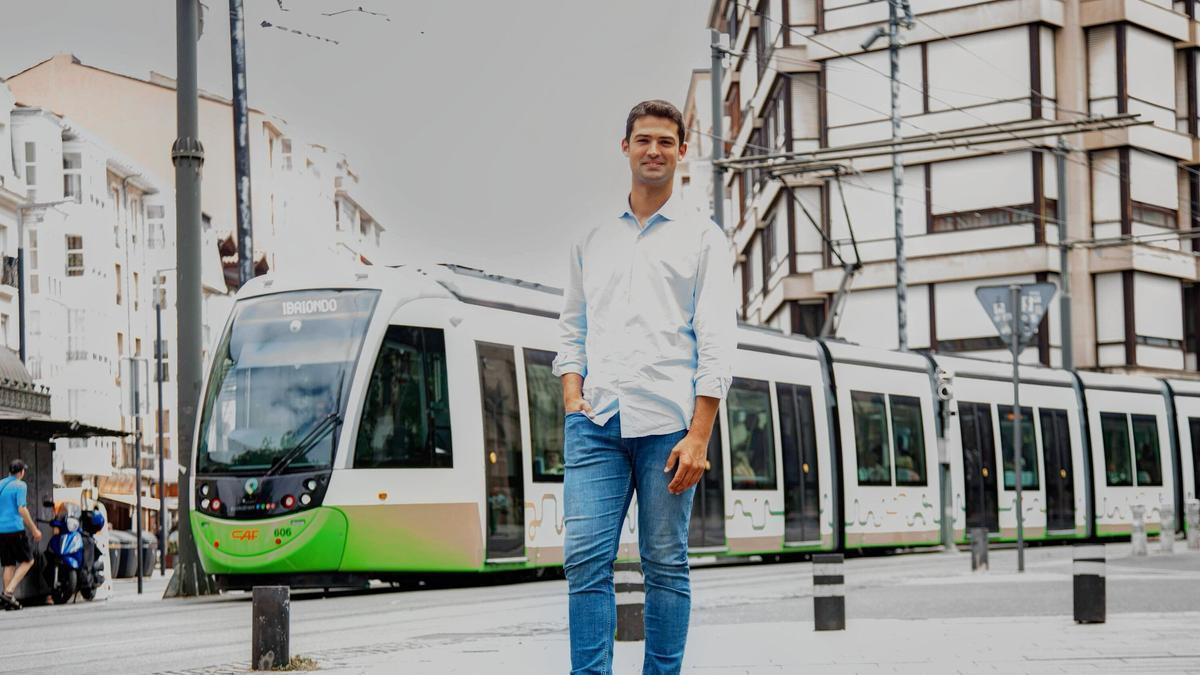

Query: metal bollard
left=1160, top=508, right=1175, bottom=554
left=812, top=553, right=845, bottom=631
left=252, top=586, right=290, bottom=670
left=614, top=561, right=644, bottom=642
left=1187, top=500, right=1200, bottom=551
left=1072, top=545, right=1105, bottom=624
left=970, top=527, right=989, bottom=572
left=1130, top=505, right=1147, bottom=556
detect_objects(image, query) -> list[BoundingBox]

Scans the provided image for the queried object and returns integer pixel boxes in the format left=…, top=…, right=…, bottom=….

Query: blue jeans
left=563, top=411, right=696, bottom=675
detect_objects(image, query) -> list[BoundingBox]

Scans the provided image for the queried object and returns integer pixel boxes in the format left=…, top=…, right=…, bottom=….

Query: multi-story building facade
left=6, top=54, right=386, bottom=285
left=0, top=90, right=196, bottom=531
left=686, top=0, right=1200, bottom=374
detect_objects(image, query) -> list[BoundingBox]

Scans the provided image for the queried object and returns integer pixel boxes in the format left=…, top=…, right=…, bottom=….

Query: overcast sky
left=0, top=1, right=712, bottom=285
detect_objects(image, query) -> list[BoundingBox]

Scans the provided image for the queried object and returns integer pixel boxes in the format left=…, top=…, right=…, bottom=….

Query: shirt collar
left=619, top=192, right=681, bottom=230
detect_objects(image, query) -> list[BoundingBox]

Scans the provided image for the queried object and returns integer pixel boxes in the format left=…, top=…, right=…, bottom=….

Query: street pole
left=155, top=278, right=166, bottom=576
left=888, top=0, right=911, bottom=351
left=229, top=0, right=254, bottom=287
left=1055, top=138, right=1073, bottom=370
left=1010, top=284, right=1025, bottom=573
left=166, top=0, right=217, bottom=598
left=134, top=368, right=144, bottom=595
left=15, top=209, right=26, bottom=364
left=710, top=28, right=725, bottom=229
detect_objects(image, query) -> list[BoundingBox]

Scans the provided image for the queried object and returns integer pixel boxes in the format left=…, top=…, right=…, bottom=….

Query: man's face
left=622, top=116, right=687, bottom=187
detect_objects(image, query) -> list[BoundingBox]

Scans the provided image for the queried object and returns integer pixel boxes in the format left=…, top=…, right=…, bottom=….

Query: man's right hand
left=31, top=528, right=42, bottom=542
left=565, top=396, right=594, bottom=417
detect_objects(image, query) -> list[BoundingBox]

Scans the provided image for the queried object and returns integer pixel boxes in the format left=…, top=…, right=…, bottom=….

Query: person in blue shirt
left=553, top=100, right=737, bottom=675
left=0, top=459, right=42, bottom=610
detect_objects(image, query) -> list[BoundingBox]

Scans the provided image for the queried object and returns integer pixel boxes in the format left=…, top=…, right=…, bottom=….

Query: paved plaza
left=0, top=543, right=1195, bottom=674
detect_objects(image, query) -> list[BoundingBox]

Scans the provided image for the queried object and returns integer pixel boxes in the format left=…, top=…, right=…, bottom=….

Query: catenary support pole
left=1010, top=284, right=1025, bottom=573
left=1055, top=138, right=1072, bottom=369
left=134, top=371, right=144, bottom=595
left=166, top=0, right=217, bottom=598
left=889, top=0, right=908, bottom=351
left=710, top=29, right=725, bottom=229
left=156, top=286, right=166, bottom=576
left=230, top=0, right=254, bottom=286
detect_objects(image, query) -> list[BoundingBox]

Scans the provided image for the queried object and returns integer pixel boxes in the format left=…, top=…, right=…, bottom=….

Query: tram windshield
left=197, top=289, right=380, bottom=474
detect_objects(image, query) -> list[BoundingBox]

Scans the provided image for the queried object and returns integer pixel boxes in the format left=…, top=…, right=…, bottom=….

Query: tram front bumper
left=192, top=506, right=348, bottom=575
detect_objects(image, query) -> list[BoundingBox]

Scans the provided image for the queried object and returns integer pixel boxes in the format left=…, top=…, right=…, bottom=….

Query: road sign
left=975, top=283, right=1057, bottom=347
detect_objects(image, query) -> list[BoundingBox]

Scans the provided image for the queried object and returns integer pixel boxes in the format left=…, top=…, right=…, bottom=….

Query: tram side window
left=890, top=395, right=927, bottom=486
left=524, top=348, right=564, bottom=482
left=998, top=405, right=1038, bottom=490
left=1130, top=414, right=1163, bottom=486
left=728, top=377, right=777, bottom=490
left=354, top=326, right=453, bottom=468
left=777, top=382, right=818, bottom=476
left=851, top=391, right=891, bottom=486
left=1099, top=412, right=1133, bottom=487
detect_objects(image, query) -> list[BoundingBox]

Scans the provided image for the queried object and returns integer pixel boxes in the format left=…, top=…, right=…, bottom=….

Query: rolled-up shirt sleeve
left=552, top=237, right=588, bottom=378
left=692, top=225, right=737, bottom=400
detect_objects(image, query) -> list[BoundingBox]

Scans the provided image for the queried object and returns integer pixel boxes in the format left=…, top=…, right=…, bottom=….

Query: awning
left=101, top=494, right=178, bottom=513
left=0, top=413, right=127, bottom=441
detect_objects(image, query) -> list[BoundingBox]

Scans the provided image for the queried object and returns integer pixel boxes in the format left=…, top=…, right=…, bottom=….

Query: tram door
left=1190, top=418, right=1200, bottom=505
left=959, top=402, right=999, bottom=532
left=1039, top=408, right=1076, bottom=532
left=688, top=416, right=726, bottom=550
left=477, top=342, right=526, bottom=561
left=778, top=383, right=821, bottom=544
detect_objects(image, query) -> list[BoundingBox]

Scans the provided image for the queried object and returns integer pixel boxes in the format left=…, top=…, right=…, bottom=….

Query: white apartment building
left=686, top=0, right=1200, bottom=374
left=7, top=55, right=387, bottom=289
left=3, top=94, right=193, bottom=523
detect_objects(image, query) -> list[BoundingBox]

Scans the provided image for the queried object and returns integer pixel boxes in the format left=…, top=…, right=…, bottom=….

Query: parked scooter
left=42, top=501, right=105, bottom=604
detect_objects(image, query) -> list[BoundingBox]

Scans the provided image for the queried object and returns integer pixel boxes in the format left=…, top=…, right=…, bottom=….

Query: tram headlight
left=199, top=483, right=210, bottom=497
left=211, top=498, right=222, bottom=512
left=200, top=498, right=211, bottom=510
left=304, top=479, right=317, bottom=491
left=281, top=494, right=296, bottom=510
left=299, top=493, right=312, bottom=506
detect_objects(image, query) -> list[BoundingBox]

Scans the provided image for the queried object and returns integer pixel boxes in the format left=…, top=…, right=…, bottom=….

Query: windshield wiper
left=264, top=411, right=341, bottom=477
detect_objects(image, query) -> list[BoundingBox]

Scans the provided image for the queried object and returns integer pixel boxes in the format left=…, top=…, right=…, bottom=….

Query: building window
left=524, top=348, right=564, bottom=482
left=762, top=216, right=777, bottom=278
left=729, top=377, right=777, bottom=490
left=23, top=142, right=36, bottom=200
left=115, top=263, right=123, bottom=305
left=281, top=138, right=293, bottom=170
left=931, top=201, right=1052, bottom=233
left=63, top=152, right=82, bottom=203
left=353, top=326, right=453, bottom=468
left=133, top=272, right=140, bottom=311
left=66, top=235, right=84, bottom=276
left=68, top=310, right=86, bottom=361
left=1131, top=200, right=1177, bottom=229
left=998, top=405, right=1039, bottom=489
left=147, top=205, right=166, bottom=249
left=791, top=302, right=825, bottom=337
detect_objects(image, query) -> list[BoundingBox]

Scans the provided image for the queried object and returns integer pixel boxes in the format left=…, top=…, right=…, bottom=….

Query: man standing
left=553, top=100, right=736, bottom=674
left=0, top=459, right=42, bottom=610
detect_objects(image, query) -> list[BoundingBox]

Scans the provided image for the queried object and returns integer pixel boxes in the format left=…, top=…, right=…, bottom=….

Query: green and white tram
left=190, top=264, right=1196, bottom=588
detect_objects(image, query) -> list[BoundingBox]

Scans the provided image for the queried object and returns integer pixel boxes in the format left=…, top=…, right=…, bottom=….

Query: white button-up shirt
left=552, top=194, right=737, bottom=438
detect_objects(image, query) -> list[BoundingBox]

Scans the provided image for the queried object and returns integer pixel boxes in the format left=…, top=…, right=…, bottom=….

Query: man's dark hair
left=9, top=459, right=26, bottom=476
left=625, top=100, right=685, bottom=144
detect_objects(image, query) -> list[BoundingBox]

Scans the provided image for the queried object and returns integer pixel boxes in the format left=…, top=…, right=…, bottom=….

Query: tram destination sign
left=974, top=282, right=1057, bottom=348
